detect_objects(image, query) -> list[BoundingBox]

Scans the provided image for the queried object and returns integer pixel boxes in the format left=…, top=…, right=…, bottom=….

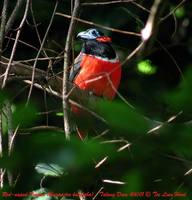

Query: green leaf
left=137, top=60, right=157, bottom=75
left=12, top=103, right=38, bottom=128
left=165, top=68, right=192, bottom=113
left=35, top=163, right=66, bottom=177
left=121, top=170, right=142, bottom=193
left=175, top=6, right=185, bottom=19
left=96, top=100, right=149, bottom=134
left=0, top=90, right=9, bottom=109
left=55, top=112, right=64, bottom=117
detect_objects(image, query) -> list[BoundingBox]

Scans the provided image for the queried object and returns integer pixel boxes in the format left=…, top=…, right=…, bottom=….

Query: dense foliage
left=0, top=0, right=192, bottom=199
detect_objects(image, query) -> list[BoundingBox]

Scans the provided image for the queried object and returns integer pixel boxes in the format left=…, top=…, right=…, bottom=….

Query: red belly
left=74, top=55, right=121, bottom=100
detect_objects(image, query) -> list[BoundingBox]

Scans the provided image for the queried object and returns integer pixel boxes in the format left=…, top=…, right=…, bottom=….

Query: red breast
left=74, top=54, right=121, bottom=100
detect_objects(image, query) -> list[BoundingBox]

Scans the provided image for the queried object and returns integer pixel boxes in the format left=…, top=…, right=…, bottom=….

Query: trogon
left=69, top=28, right=121, bottom=138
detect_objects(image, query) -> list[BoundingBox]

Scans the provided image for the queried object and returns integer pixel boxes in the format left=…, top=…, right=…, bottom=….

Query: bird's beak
left=77, top=31, right=95, bottom=40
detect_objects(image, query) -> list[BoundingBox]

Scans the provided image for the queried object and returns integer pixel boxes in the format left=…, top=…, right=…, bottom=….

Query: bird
left=69, top=28, right=122, bottom=138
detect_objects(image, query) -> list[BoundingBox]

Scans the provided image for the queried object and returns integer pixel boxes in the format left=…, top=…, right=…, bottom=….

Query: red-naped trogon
left=69, top=28, right=121, bottom=138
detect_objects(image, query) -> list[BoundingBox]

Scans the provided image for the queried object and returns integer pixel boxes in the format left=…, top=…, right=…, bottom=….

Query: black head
left=77, top=28, right=104, bottom=40
left=77, top=28, right=116, bottom=59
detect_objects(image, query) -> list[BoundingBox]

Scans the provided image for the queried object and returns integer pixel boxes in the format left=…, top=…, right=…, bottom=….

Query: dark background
left=1, top=0, right=192, bottom=199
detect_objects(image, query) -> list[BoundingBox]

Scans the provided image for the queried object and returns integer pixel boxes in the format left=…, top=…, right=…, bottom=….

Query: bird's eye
left=91, top=30, right=98, bottom=36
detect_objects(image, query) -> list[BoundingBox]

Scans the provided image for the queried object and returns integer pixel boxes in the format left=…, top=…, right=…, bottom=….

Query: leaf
left=0, top=90, right=9, bottom=109
left=137, top=59, right=157, bottom=75
left=35, top=163, right=66, bottom=177
left=12, top=103, right=38, bottom=128
left=55, top=112, right=64, bottom=117
left=165, top=68, right=192, bottom=114
left=121, top=170, right=142, bottom=193
left=96, top=100, right=149, bottom=134
left=174, top=6, right=185, bottom=19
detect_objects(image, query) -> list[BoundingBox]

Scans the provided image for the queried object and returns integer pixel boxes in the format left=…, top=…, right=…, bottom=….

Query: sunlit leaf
left=35, top=163, right=66, bottom=177
left=55, top=112, right=63, bottom=117
left=137, top=60, right=157, bottom=75
left=175, top=6, right=185, bottom=19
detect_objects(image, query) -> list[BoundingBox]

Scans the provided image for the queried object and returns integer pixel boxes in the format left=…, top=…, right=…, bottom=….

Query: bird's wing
left=69, top=53, right=83, bottom=82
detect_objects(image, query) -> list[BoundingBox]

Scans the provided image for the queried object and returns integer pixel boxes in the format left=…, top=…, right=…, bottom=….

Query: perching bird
left=70, top=28, right=121, bottom=138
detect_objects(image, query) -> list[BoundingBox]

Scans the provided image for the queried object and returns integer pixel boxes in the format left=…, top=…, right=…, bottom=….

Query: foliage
left=0, top=0, right=192, bottom=199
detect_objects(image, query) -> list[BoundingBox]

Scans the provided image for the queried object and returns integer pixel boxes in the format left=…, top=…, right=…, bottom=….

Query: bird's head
left=77, top=28, right=111, bottom=43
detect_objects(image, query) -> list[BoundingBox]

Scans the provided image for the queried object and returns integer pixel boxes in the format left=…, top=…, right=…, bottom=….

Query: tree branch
left=27, top=0, right=58, bottom=104
left=0, top=0, right=9, bottom=189
left=5, top=0, right=25, bottom=34
left=62, top=0, right=80, bottom=140
left=56, top=13, right=141, bottom=37
left=139, top=0, right=166, bottom=57
left=4, top=101, right=15, bottom=186
left=0, top=56, right=94, bottom=111
left=0, top=0, right=9, bottom=58
left=82, top=0, right=134, bottom=6
left=2, top=0, right=30, bottom=88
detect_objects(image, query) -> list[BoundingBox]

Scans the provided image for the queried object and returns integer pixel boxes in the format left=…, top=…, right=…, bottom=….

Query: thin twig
left=78, top=190, right=86, bottom=200
left=14, top=56, right=63, bottom=64
left=4, top=101, right=16, bottom=186
left=160, top=0, right=186, bottom=22
left=0, top=114, right=2, bottom=158
left=2, top=0, right=30, bottom=88
left=102, top=179, right=126, bottom=185
left=0, top=169, right=6, bottom=188
left=69, top=99, right=107, bottom=124
left=184, top=168, right=192, bottom=176
left=56, top=13, right=141, bottom=37
left=19, top=125, right=63, bottom=134
left=93, top=129, right=109, bottom=139
left=30, top=1, right=49, bottom=58
left=24, top=79, right=107, bottom=125
left=131, top=1, right=150, bottom=13
left=5, top=0, right=25, bottom=34
left=141, top=0, right=163, bottom=41
left=82, top=0, right=134, bottom=6
left=27, top=0, right=58, bottom=104
left=156, top=40, right=185, bottom=82
left=5, top=36, right=39, bottom=51
left=62, top=0, right=80, bottom=140
left=0, top=0, right=9, bottom=58
left=92, top=187, right=104, bottom=200
left=8, top=125, right=19, bottom=155
left=147, top=110, right=183, bottom=134
left=117, top=143, right=131, bottom=152
left=0, top=0, right=9, bottom=189
left=95, top=156, right=108, bottom=168
left=122, top=41, right=145, bottom=66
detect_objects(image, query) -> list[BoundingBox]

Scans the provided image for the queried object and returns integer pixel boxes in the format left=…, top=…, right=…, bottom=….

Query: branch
left=27, top=0, right=59, bottom=104
left=160, top=0, right=186, bottom=22
left=2, top=0, right=30, bottom=88
left=139, top=0, right=166, bottom=57
left=62, top=0, right=80, bottom=140
left=29, top=1, right=49, bottom=58
left=0, top=56, right=95, bottom=111
left=82, top=0, right=134, bottom=6
left=0, top=0, right=9, bottom=57
left=5, top=0, right=25, bottom=34
left=0, top=0, right=9, bottom=189
left=4, top=101, right=16, bottom=186
left=56, top=13, right=141, bottom=37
